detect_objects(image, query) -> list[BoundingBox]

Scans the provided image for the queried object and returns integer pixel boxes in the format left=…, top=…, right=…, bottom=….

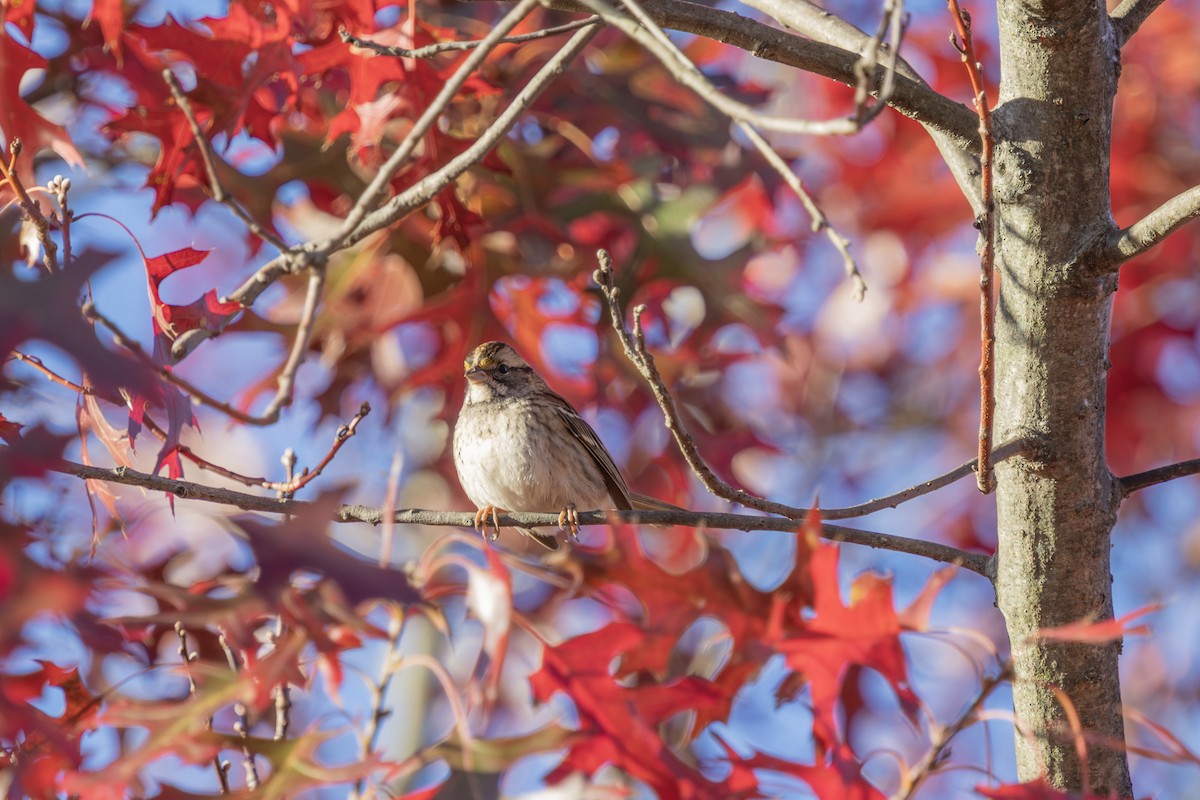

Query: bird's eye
left=496, top=364, right=510, bottom=375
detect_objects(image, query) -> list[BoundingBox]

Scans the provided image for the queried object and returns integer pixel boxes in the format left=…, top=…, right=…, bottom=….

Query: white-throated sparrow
left=453, top=341, right=670, bottom=549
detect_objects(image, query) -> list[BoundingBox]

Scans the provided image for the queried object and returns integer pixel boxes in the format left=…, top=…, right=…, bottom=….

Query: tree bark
left=991, top=0, right=1130, bottom=794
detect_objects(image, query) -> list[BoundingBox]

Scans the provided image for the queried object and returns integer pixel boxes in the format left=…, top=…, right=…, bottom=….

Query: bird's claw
left=474, top=506, right=504, bottom=541
left=557, top=504, right=580, bottom=540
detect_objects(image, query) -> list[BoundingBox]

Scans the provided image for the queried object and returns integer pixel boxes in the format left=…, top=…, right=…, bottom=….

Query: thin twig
left=47, top=457, right=993, bottom=574
left=176, top=623, right=232, bottom=794
left=1118, top=457, right=1200, bottom=498
left=12, top=348, right=363, bottom=493
left=11, top=351, right=90, bottom=394
left=609, top=0, right=869, bottom=295
left=822, top=439, right=1024, bottom=519
left=256, top=266, right=327, bottom=423
left=946, top=0, right=995, bottom=494
left=273, top=402, right=371, bottom=496
left=736, top=123, right=867, bottom=299
left=900, top=661, right=1012, bottom=799
left=0, top=140, right=59, bottom=272
left=340, top=16, right=599, bottom=58
left=270, top=617, right=292, bottom=742
left=218, top=633, right=260, bottom=790
left=162, top=70, right=288, bottom=252
left=350, top=610, right=405, bottom=800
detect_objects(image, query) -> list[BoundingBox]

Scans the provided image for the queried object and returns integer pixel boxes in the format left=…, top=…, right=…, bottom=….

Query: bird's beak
left=465, top=366, right=487, bottom=384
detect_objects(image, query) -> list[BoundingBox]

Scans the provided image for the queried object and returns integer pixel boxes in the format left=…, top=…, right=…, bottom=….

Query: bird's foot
left=557, top=503, right=580, bottom=540
left=474, top=506, right=505, bottom=541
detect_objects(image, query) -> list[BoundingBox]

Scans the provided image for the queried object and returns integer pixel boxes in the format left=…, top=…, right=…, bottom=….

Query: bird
left=452, top=341, right=674, bottom=549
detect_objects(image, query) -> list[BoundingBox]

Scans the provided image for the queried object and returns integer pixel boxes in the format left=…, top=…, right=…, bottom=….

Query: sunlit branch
left=470, top=0, right=980, bottom=148
left=1110, top=0, right=1168, bottom=47
left=901, top=661, right=1013, bottom=799
left=217, top=634, right=260, bottom=790
left=86, top=266, right=327, bottom=427
left=45, top=457, right=992, bottom=575
left=598, top=249, right=1018, bottom=522
left=338, top=23, right=600, bottom=250
left=737, top=123, right=867, bottom=299
left=1106, top=184, right=1200, bottom=266
left=175, top=623, right=233, bottom=794
left=604, top=0, right=869, bottom=295
left=736, top=0, right=984, bottom=215
left=822, top=439, right=1024, bottom=519
left=947, top=0, right=996, bottom=494
left=162, top=70, right=288, bottom=252
left=1118, top=457, right=1200, bottom=498
left=350, top=611, right=405, bottom=800
left=323, top=0, right=545, bottom=252
left=340, top=16, right=599, bottom=58
left=579, top=0, right=895, bottom=136
left=169, top=22, right=601, bottom=364
left=0, top=140, right=59, bottom=272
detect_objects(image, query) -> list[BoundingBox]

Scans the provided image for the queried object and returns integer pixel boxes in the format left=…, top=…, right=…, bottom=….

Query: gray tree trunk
left=992, top=0, right=1130, bottom=793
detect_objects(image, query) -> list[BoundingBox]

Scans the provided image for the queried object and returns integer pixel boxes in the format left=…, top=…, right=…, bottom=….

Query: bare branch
left=340, top=16, right=599, bottom=58
left=45, top=457, right=992, bottom=575
left=218, top=634, right=260, bottom=790
left=901, top=661, right=1013, bottom=798
left=946, top=0, right=997, bottom=494
left=822, top=439, right=1025, bottom=519
left=1118, top=457, right=1200, bottom=499
left=323, top=0, right=546, bottom=251
left=272, top=402, right=372, bottom=497
left=597, top=249, right=1022, bottom=525
left=739, top=0, right=984, bottom=214
left=162, top=69, right=288, bottom=252
left=350, top=610, right=405, bottom=800
left=578, top=0, right=896, bottom=136
left=471, top=0, right=980, bottom=148
left=737, top=123, right=866, bottom=299
left=1106, top=185, right=1200, bottom=266
left=1110, top=0, right=1168, bottom=47
left=336, top=23, right=600, bottom=250
left=169, top=22, right=600, bottom=363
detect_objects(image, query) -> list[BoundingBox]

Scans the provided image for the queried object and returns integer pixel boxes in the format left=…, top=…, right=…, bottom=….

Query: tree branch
left=1110, top=0, right=1168, bottom=47
left=340, top=16, right=599, bottom=58
left=1118, top=457, right=1200, bottom=499
left=162, top=69, right=288, bottom=252
left=42, top=457, right=991, bottom=575
left=822, top=438, right=1025, bottom=519
left=738, top=0, right=984, bottom=214
left=578, top=0, right=903, bottom=136
left=470, top=0, right=979, bottom=149
left=1105, top=184, right=1200, bottom=266
left=596, top=249, right=1022, bottom=522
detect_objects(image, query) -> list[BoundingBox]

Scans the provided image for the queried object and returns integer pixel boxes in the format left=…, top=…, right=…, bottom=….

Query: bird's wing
left=547, top=392, right=634, bottom=510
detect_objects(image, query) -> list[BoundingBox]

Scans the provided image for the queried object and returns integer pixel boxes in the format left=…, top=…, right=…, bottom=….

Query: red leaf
left=87, top=0, right=125, bottom=62
left=1037, top=603, right=1160, bottom=644
left=0, top=35, right=83, bottom=189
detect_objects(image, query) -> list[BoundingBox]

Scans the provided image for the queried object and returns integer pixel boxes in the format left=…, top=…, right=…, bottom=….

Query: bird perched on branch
left=453, top=341, right=675, bottom=549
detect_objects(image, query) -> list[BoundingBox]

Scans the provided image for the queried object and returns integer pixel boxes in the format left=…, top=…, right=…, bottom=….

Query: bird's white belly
left=455, top=407, right=609, bottom=513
